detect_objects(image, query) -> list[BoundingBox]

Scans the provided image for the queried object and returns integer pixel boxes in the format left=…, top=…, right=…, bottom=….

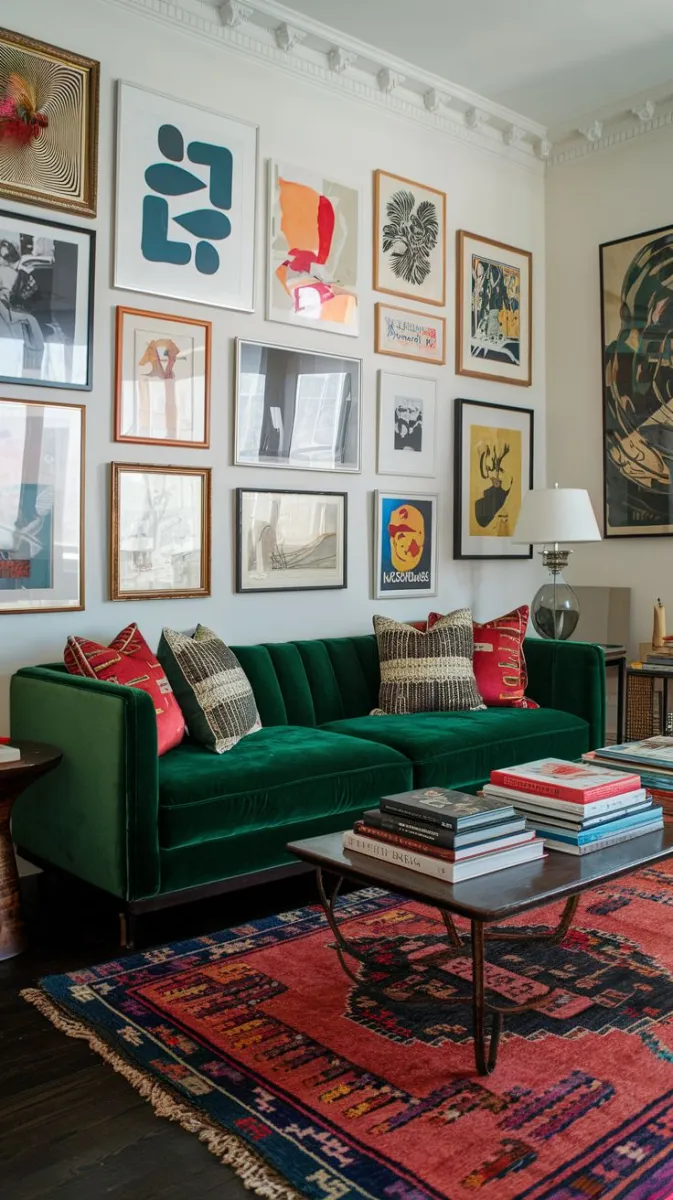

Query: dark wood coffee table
left=288, top=827, right=673, bottom=1076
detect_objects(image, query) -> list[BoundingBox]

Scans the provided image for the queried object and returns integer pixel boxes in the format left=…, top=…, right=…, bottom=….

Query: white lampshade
left=513, top=486, right=601, bottom=544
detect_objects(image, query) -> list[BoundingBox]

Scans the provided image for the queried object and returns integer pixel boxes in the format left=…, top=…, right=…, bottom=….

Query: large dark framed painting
left=601, top=224, right=673, bottom=538
left=236, top=488, right=347, bottom=593
left=0, top=208, right=94, bottom=390
left=456, top=230, right=532, bottom=387
left=0, top=28, right=99, bottom=217
left=453, top=398, right=533, bottom=560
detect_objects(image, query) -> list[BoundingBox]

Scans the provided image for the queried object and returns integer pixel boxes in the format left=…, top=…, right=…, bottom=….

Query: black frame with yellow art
left=453, top=398, right=533, bottom=560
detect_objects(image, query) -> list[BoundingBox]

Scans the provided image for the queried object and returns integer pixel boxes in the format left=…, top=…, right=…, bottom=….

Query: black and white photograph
left=235, top=339, right=361, bottom=473
left=236, top=488, right=347, bottom=592
left=377, top=370, right=436, bottom=477
left=0, top=210, right=94, bottom=390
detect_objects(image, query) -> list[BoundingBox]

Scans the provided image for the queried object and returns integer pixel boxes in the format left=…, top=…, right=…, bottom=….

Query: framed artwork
left=374, top=490, right=438, bottom=599
left=235, top=339, right=361, bottom=473
left=236, top=488, right=347, bottom=593
left=600, top=223, right=673, bottom=538
left=456, top=231, right=532, bottom=387
left=0, top=208, right=94, bottom=389
left=375, top=302, right=445, bottom=366
left=114, top=306, right=211, bottom=447
left=110, top=463, right=211, bottom=601
left=0, top=28, right=99, bottom=217
left=453, top=398, right=533, bottom=560
left=373, top=170, right=446, bottom=307
left=0, top=397, right=84, bottom=614
left=377, top=371, right=436, bottom=477
left=115, top=82, right=258, bottom=311
left=268, top=160, right=359, bottom=337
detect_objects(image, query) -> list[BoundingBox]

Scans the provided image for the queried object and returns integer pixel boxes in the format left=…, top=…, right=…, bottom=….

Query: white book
left=342, top=830, right=544, bottom=883
left=484, top=783, right=646, bottom=818
left=0, top=744, right=20, bottom=763
left=541, top=818, right=663, bottom=855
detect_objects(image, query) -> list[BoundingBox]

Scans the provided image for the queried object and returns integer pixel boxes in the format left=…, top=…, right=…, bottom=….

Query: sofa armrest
left=523, top=639, right=606, bottom=749
left=10, top=667, right=160, bottom=901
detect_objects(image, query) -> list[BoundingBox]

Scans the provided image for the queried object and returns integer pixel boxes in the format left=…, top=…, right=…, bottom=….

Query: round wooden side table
left=0, top=741, right=62, bottom=961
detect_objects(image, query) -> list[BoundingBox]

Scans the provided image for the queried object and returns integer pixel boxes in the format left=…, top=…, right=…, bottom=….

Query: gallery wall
left=546, top=126, right=673, bottom=655
left=0, top=0, right=547, bottom=730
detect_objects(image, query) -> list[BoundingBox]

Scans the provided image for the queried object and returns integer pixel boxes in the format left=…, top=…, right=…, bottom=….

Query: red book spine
left=355, top=823, right=457, bottom=860
left=489, top=769, right=640, bottom=803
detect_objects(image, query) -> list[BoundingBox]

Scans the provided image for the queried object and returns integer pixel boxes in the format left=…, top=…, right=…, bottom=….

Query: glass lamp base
left=531, top=572, right=580, bottom=640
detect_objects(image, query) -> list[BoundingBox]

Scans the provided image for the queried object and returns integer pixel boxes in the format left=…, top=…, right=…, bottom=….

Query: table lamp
left=513, top=484, right=601, bottom=639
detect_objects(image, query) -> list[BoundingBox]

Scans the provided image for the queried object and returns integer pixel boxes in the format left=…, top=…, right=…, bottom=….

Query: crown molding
left=99, top=0, right=547, bottom=172
left=548, top=85, right=673, bottom=167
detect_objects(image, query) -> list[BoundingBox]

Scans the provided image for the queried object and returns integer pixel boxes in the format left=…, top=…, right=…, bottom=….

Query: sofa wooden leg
left=119, top=909, right=137, bottom=952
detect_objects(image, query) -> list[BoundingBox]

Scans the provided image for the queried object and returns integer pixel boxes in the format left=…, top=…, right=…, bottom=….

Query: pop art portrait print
left=115, top=83, right=257, bottom=311
left=374, top=490, right=438, bottom=598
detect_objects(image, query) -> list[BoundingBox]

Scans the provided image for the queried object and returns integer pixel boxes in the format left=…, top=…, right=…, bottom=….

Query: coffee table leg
left=471, top=919, right=502, bottom=1075
left=0, top=788, right=27, bottom=961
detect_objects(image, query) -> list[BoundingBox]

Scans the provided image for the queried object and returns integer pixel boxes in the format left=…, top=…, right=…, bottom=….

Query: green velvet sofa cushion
left=158, top=726, right=412, bottom=849
left=320, top=707, right=590, bottom=789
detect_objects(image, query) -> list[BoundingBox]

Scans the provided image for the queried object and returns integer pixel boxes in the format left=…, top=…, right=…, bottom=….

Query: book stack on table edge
left=482, top=758, right=663, bottom=855
left=342, top=788, right=545, bottom=883
left=584, top=738, right=673, bottom=821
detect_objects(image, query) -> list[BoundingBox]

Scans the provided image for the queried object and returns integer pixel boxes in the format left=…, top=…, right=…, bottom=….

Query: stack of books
left=482, top=758, right=663, bottom=854
left=342, top=787, right=544, bottom=883
left=640, top=637, right=673, bottom=671
left=584, top=737, right=673, bottom=820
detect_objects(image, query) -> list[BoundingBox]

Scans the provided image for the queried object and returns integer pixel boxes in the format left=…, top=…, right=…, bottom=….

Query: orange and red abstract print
left=268, top=161, right=359, bottom=337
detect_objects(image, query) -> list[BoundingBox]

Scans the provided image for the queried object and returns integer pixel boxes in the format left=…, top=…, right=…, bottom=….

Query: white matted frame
left=374, top=170, right=446, bottom=307
left=115, top=82, right=258, bottom=311
left=235, top=338, right=362, bottom=473
left=456, top=230, right=532, bottom=387
left=377, top=371, right=436, bottom=477
left=267, top=159, right=359, bottom=337
left=453, top=397, right=534, bottom=560
left=374, top=489, right=438, bottom=599
left=236, top=487, right=347, bottom=593
left=375, top=302, right=446, bottom=366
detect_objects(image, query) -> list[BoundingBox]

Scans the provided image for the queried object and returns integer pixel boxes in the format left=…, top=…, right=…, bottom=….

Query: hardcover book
left=364, top=808, right=526, bottom=848
left=484, top=782, right=646, bottom=818
left=342, top=829, right=544, bottom=882
left=593, top=738, right=673, bottom=772
left=353, top=821, right=535, bottom=862
left=379, top=787, right=514, bottom=829
left=489, top=759, right=640, bottom=803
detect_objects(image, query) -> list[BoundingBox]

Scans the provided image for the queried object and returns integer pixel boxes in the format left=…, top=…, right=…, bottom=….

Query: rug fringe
left=21, top=988, right=301, bottom=1200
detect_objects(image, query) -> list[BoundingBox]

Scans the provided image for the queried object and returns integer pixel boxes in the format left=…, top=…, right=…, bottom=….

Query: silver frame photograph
left=236, top=487, right=347, bottom=593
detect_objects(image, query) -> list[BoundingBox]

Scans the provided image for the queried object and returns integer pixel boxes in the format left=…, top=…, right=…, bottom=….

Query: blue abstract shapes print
left=142, top=123, right=234, bottom=276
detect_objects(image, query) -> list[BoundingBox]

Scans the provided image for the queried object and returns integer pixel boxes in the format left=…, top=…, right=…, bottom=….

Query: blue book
left=596, top=739, right=673, bottom=772
left=530, top=807, right=663, bottom=844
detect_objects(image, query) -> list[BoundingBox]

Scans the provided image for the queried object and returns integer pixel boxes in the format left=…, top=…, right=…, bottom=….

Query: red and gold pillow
left=64, top=624, right=185, bottom=755
left=428, top=605, right=538, bottom=709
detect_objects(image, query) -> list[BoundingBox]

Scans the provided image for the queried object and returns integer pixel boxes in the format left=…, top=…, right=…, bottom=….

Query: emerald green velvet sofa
left=10, top=633, right=605, bottom=940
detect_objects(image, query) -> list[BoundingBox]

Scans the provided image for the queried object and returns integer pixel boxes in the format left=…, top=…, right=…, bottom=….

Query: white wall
left=547, top=128, right=673, bottom=654
left=0, top=0, right=546, bottom=731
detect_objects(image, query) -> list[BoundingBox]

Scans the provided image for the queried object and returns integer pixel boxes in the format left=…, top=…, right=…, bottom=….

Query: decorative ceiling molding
left=548, top=87, right=673, bottom=167
left=100, top=0, right=547, bottom=172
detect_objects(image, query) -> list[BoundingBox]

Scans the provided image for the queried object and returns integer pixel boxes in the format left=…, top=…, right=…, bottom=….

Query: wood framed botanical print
left=0, top=397, right=84, bottom=613
left=375, top=302, right=446, bottom=366
left=456, top=231, right=532, bottom=387
left=110, top=463, right=211, bottom=601
left=453, top=398, right=533, bottom=560
left=377, top=371, right=436, bottom=477
left=235, top=339, right=361, bottom=473
left=268, top=160, right=359, bottom=337
left=115, top=82, right=258, bottom=312
left=114, top=306, right=211, bottom=447
left=0, top=28, right=99, bottom=217
left=0, top=208, right=94, bottom=389
left=374, top=490, right=438, bottom=599
left=236, top=488, right=347, bottom=593
left=600, top=223, right=673, bottom=538
left=374, top=171, right=446, bottom=307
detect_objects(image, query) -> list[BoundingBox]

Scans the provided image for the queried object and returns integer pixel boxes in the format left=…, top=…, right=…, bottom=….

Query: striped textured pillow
left=373, top=609, right=484, bottom=715
left=157, top=625, right=261, bottom=754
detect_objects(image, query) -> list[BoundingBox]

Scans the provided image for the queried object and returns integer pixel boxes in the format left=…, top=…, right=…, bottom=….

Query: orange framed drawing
left=114, top=306, right=211, bottom=448
left=456, top=230, right=532, bottom=387
left=373, top=170, right=446, bottom=307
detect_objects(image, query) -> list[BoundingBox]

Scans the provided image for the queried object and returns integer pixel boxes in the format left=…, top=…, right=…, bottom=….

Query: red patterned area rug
left=24, top=866, right=673, bottom=1200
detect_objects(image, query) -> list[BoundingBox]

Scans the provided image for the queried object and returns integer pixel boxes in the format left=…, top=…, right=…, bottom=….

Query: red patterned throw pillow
left=428, top=605, right=538, bottom=709
left=64, top=624, right=185, bottom=755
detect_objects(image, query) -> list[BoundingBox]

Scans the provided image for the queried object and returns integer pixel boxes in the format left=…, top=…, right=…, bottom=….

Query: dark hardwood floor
left=0, top=869, right=323, bottom=1199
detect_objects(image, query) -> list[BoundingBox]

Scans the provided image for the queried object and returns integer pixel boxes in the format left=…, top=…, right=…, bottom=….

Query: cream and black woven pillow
left=158, top=625, right=261, bottom=753
left=373, top=609, right=484, bottom=715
